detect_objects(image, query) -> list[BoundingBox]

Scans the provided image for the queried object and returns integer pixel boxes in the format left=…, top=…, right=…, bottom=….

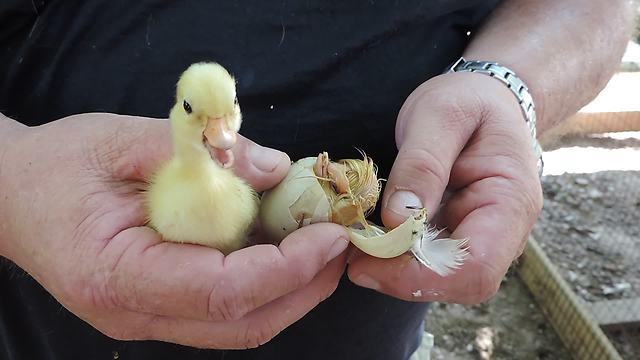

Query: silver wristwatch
left=445, top=57, right=544, bottom=177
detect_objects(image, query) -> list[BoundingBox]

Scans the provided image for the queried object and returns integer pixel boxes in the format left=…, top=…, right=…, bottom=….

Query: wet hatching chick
left=146, top=62, right=258, bottom=254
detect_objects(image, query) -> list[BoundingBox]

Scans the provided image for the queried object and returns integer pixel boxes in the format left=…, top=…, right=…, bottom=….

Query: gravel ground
left=426, top=273, right=570, bottom=360
left=535, top=171, right=640, bottom=303
left=535, top=168, right=640, bottom=359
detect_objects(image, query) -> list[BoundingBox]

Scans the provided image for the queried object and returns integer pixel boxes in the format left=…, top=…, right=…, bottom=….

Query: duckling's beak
left=204, top=116, right=236, bottom=149
left=203, top=116, right=237, bottom=168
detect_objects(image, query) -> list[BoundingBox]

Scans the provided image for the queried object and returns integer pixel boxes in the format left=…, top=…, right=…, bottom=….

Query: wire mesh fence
left=530, top=68, right=640, bottom=359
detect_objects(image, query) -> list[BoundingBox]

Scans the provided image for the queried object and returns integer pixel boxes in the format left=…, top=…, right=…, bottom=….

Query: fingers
left=348, top=251, right=505, bottom=304
left=361, top=73, right=545, bottom=304
left=141, top=251, right=348, bottom=349
left=437, top=176, right=540, bottom=238
left=381, top=76, right=482, bottom=227
left=435, top=105, right=543, bottom=233
left=98, top=223, right=349, bottom=323
left=348, top=207, right=514, bottom=304
left=92, top=250, right=347, bottom=349
left=349, top=175, right=540, bottom=304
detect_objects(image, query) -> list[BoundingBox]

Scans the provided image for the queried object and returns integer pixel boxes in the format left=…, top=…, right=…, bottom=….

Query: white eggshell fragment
left=259, top=157, right=331, bottom=242
left=348, top=209, right=427, bottom=258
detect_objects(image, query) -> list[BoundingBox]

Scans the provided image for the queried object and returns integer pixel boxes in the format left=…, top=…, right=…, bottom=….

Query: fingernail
left=387, top=190, right=423, bottom=218
left=352, top=274, right=381, bottom=291
left=250, top=144, right=286, bottom=172
left=327, top=236, right=349, bottom=261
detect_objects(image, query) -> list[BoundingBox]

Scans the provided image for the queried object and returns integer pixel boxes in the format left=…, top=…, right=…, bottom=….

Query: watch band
left=446, top=57, right=544, bottom=177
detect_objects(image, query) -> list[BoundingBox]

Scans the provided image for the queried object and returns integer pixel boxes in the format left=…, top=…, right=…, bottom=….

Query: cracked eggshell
left=259, top=157, right=331, bottom=243
left=348, top=209, right=427, bottom=258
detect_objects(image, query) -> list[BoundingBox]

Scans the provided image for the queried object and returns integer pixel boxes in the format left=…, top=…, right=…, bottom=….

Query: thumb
left=381, top=79, right=479, bottom=227
left=110, top=114, right=290, bottom=192
left=231, top=136, right=291, bottom=191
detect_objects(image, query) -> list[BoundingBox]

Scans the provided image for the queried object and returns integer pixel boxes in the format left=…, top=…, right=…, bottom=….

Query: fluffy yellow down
left=146, top=62, right=258, bottom=254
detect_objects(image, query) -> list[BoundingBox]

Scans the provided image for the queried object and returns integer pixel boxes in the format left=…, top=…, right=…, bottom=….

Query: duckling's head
left=171, top=62, right=242, bottom=167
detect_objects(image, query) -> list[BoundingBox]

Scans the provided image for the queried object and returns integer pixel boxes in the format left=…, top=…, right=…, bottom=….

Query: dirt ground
left=426, top=272, right=570, bottom=360
left=536, top=169, right=640, bottom=305
left=424, top=131, right=640, bottom=359
left=535, top=133, right=640, bottom=359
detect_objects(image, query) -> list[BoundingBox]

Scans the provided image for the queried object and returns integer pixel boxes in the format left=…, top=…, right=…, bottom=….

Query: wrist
left=461, top=0, right=634, bottom=134
left=460, top=51, right=547, bottom=133
left=445, top=58, right=543, bottom=176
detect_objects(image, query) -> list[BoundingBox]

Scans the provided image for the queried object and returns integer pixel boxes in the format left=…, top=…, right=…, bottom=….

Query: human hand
left=348, top=72, right=543, bottom=304
left=0, top=113, right=349, bottom=348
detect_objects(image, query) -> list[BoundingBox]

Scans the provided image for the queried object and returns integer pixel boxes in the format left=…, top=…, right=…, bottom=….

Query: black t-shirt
left=0, top=1, right=500, bottom=359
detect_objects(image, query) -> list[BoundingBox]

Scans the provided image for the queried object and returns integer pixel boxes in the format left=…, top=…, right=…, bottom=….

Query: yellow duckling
left=146, top=62, right=258, bottom=254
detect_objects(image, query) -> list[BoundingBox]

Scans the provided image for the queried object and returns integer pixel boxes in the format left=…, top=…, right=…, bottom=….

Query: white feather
left=410, top=224, right=469, bottom=276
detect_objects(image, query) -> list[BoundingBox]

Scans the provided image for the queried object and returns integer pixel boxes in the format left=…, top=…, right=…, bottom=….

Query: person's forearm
left=463, top=0, right=634, bottom=133
left=0, top=115, right=24, bottom=258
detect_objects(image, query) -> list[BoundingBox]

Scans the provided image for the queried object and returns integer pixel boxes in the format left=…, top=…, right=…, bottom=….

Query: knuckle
left=426, top=85, right=486, bottom=130
left=268, top=247, right=309, bottom=287
left=266, top=246, right=312, bottom=289
left=288, top=271, right=307, bottom=293
left=320, top=276, right=341, bottom=302
left=101, top=326, right=133, bottom=341
left=516, top=235, right=530, bottom=258
left=85, top=120, right=144, bottom=177
left=514, top=178, right=544, bottom=226
left=240, top=321, right=279, bottom=349
left=492, top=175, right=542, bottom=228
left=399, top=79, right=484, bottom=142
left=397, top=147, right=449, bottom=190
left=531, top=182, right=544, bottom=217
left=101, top=325, right=146, bottom=341
left=468, top=260, right=504, bottom=304
left=87, top=131, right=126, bottom=174
left=208, top=283, right=252, bottom=321
left=60, top=274, right=116, bottom=315
left=291, top=259, right=316, bottom=288
left=441, top=99, right=484, bottom=131
left=98, top=315, right=154, bottom=342
left=54, top=268, right=152, bottom=342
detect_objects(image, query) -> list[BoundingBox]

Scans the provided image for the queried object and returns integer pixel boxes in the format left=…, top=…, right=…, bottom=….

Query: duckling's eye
left=234, top=96, right=238, bottom=105
left=183, top=100, right=192, bottom=114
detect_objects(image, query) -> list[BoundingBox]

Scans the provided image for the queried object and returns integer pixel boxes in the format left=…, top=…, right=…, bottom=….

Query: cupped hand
left=0, top=113, right=349, bottom=348
left=348, top=72, right=543, bottom=304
